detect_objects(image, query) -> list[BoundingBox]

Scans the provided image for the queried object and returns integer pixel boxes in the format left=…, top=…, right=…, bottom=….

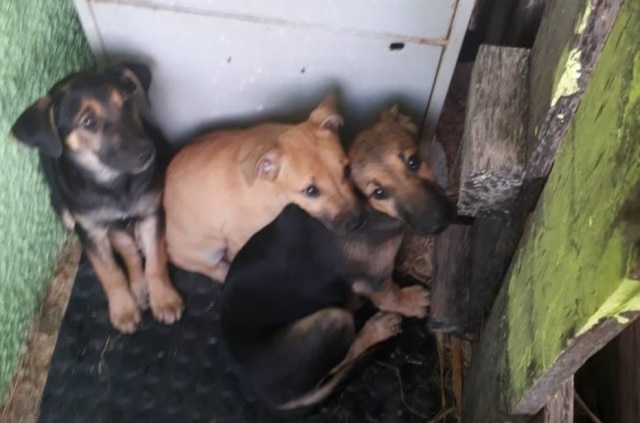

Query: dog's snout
left=423, top=208, right=451, bottom=234
left=427, top=187, right=454, bottom=234
left=402, top=181, right=454, bottom=236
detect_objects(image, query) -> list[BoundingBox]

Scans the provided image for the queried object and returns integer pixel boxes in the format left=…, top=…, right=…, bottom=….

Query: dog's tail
left=275, top=362, right=355, bottom=411
left=274, top=343, right=381, bottom=412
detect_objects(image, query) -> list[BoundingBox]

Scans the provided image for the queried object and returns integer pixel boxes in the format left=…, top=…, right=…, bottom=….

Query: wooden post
left=617, top=319, right=640, bottom=423
left=429, top=224, right=473, bottom=333
left=576, top=316, right=640, bottom=422
left=505, top=0, right=548, bottom=47
left=453, top=45, right=530, bottom=326
left=468, top=217, right=523, bottom=324
left=457, top=45, right=529, bottom=218
left=533, top=378, right=574, bottom=423
left=462, top=0, right=640, bottom=420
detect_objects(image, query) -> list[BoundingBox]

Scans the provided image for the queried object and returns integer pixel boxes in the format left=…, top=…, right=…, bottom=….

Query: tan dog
left=164, top=95, right=363, bottom=282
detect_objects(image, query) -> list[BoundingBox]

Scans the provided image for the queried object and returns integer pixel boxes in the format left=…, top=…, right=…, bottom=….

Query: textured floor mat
left=39, top=258, right=441, bottom=423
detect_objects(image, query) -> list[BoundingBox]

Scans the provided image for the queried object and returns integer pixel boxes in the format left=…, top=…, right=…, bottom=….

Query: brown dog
left=219, top=105, right=453, bottom=412
left=10, top=64, right=183, bottom=333
left=164, top=95, right=363, bottom=282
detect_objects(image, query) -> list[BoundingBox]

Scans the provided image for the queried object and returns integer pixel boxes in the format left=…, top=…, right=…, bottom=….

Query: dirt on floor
left=0, top=236, right=81, bottom=423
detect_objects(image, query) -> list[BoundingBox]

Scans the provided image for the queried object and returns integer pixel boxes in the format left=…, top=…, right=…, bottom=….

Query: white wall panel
left=74, top=0, right=473, bottom=142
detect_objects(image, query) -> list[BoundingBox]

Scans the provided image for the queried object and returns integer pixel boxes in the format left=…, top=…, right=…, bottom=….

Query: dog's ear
left=380, top=104, right=418, bottom=135
left=309, top=94, right=344, bottom=133
left=239, top=145, right=282, bottom=186
left=111, top=63, right=152, bottom=104
left=11, top=96, right=63, bottom=157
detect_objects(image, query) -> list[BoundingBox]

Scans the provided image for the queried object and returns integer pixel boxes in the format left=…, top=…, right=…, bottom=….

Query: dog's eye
left=303, top=185, right=321, bottom=198
left=80, top=115, right=97, bottom=131
left=406, top=154, right=421, bottom=171
left=372, top=187, right=389, bottom=200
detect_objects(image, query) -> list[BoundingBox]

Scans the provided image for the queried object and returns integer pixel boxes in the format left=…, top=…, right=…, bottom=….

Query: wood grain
left=458, top=45, right=529, bottom=217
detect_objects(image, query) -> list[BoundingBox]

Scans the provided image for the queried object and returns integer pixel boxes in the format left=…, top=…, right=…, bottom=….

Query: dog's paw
left=397, top=285, right=430, bottom=318
left=362, top=312, right=402, bottom=345
left=150, top=283, right=184, bottom=325
left=130, top=277, right=150, bottom=310
left=109, top=291, right=141, bottom=334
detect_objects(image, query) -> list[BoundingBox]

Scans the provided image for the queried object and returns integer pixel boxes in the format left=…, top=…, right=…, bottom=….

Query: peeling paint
left=575, top=0, right=592, bottom=34
left=551, top=48, right=582, bottom=107
left=577, top=278, right=640, bottom=335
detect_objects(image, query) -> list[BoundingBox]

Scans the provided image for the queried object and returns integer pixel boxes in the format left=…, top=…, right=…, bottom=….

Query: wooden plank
left=525, top=0, right=623, bottom=182
left=468, top=216, right=523, bottom=326
left=429, top=223, right=472, bottom=333
left=573, top=315, right=640, bottom=422
left=483, top=0, right=514, bottom=45
left=505, top=0, right=548, bottom=47
left=533, top=378, right=574, bottom=423
left=617, top=318, right=640, bottom=423
left=462, top=0, right=640, bottom=420
left=460, top=0, right=624, bottom=371
left=457, top=45, right=529, bottom=218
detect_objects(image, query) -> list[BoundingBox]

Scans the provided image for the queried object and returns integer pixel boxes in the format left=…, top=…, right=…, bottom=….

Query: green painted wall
left=0, top=0, right=93, bottom=402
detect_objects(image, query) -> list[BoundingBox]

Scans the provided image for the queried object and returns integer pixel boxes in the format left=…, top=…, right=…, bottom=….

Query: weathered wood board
left=462, top=0, right=640, bottom=420
left=464, top=0, right=626, bottom=334
left=533, top=378, right=574, bottom=423
left=617, top=319, right=640, bottom=423
left=505, top=0, right=548, bottom=47
left=468, top=216, right=523, bottom=326
left=575, top=316, right=640, bottom=422
left=525, top=0, right=624, bottom=191
left=430, top=223, right=472, bottom=333
left=458, top=45, right=529, bottom=217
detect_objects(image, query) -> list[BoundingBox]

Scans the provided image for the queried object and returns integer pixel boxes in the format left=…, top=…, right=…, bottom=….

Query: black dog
left=11, top=63, right=183, bottom=333
left=219, top=106, right=453, bottom=413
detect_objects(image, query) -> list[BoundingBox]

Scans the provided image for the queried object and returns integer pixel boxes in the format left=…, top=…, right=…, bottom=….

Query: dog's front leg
left=82, top=227, right=141, bottom=333
left=110, top=228, right=148, bottom=310
left=352, top=277, right=430, bottom=318
left=137, top=213, right=184, bottom=324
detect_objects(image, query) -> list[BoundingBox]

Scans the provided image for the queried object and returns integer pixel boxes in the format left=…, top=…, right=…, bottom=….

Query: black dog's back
left=221, top=205, right=348, bottom=331
left=220, top=205, right=354, bottom=410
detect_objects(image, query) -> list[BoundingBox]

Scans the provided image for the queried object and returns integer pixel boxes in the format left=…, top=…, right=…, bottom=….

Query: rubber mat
left=39, top=257, right=441, bottom=423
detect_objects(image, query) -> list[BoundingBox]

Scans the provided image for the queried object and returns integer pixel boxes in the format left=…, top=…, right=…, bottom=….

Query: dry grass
left=395, top=235, right=435, bottom=284
left=0, top=236, right=81, bottom=423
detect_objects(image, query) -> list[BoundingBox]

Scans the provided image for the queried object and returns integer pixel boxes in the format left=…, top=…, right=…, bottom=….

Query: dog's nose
left=421, top=202, right=453, bottom=235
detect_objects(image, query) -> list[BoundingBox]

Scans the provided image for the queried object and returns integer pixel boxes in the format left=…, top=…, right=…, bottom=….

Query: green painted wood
left=520, top=0, right=624, bottom=218
left=463, top=0, right=640, bottom=420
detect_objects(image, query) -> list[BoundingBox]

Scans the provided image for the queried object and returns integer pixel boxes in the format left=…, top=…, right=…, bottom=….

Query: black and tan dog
left=10, top=64, right=183, bottom=333
left=219, top=106, right=453, bottom=412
